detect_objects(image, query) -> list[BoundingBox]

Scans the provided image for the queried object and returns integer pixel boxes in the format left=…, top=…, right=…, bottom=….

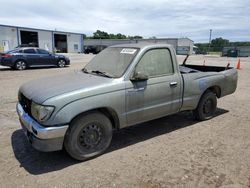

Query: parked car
left=194, top=49, right=208, bottom=55
left=0, top=47, right=70, bottom=70
left=84, top=45, right=107, bottom=54
left=227, top=49, right=238, bottom=57
left=17, top=43, right=237, bottom=161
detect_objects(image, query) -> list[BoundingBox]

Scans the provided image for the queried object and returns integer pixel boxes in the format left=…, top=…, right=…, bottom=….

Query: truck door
left=125, top=48, right=182, bottom=126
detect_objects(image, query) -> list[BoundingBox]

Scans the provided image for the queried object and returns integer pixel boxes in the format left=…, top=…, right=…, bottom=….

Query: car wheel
left=64, top=112, right=113, bottom=161
left=57, top=59, right=66, bottom=68
left=15, top=60, right=27, bottom=70
left=193, top=90, right=217, bottom=121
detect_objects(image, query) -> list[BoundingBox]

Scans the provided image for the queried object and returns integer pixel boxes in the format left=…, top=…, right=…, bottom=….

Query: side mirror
left=131, top=71, right=148, bottom=81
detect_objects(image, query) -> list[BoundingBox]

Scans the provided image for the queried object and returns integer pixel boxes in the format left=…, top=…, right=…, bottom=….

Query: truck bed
left=179, top=64, right=237, bottom=111
left=179, top=64, right=232, bottom=74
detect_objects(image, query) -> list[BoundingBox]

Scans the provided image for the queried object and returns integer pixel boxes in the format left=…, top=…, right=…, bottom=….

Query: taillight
left=1, top=54, right=13, bottom=57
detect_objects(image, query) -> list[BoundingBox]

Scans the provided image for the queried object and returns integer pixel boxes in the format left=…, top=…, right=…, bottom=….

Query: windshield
left=84, top=47, right=139, bottom=78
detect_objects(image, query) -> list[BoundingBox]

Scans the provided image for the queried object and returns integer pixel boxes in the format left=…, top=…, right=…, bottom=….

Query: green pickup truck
left=17, top=43, right=237, bottom=160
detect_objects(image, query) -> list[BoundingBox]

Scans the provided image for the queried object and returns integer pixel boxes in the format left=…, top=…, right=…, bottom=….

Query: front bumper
left=16, top=102, right=69, bottom=152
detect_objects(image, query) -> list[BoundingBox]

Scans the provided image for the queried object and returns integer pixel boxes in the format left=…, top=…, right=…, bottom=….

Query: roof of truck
left=110, top=43, right=172, bottom=49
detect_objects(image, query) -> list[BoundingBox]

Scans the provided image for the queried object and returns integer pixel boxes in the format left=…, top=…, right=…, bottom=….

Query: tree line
left=84, top=31, right=249, bottom=52
left=84, top=30, right=143, bottom=40
left=195, top=37, right=250, bottom=52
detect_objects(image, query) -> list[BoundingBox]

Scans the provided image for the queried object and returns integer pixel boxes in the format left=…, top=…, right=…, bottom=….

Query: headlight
left=31, top=102, right=54, bottom=122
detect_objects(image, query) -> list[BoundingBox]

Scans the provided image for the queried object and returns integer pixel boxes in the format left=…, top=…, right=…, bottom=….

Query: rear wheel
left=15, top=60, right=26, bottom=70
left=57, top=59, right=66, bottom=68
left=193, top=91, right=217, bottom=121
left=64, top=112, right=113, bottom=161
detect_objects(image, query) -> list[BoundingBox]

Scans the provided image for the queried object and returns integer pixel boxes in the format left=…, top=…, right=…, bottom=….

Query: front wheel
left=193, top=91, right=217, bottom=121
left=57, top=59, right=66, bottom=68
left=64, top=112, right=113, bottom=161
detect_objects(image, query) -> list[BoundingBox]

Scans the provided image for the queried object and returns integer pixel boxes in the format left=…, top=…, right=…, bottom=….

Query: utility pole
left=208, top=29, right=212, bottom=53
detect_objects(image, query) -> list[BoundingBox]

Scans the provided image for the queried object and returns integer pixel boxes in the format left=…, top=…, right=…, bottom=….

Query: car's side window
left=23, top=49, right=36, bottom=54
left=135, top=48, right=174, bottom=77
left=37, top=49, right=49, bottom=54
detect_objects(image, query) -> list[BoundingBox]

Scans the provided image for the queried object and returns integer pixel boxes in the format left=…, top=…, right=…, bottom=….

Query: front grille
left=19, top=92, right=32, bottom=116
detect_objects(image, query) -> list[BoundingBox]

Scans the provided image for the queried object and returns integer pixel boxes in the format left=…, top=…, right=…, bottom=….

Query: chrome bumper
left=16, top=102, right=68, bottom=140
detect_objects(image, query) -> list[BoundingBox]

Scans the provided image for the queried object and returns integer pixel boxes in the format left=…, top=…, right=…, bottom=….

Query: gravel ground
left=0, top=54, right=249, bottom=188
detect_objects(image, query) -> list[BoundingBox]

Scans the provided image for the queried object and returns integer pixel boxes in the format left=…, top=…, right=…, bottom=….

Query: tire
left=193, top=91, right=217, bottom=121
left=57, top=59, right=66, bottom=68
left=15, top=60, right=27, bottom=70
left=64, top=112, right=113, bottom=161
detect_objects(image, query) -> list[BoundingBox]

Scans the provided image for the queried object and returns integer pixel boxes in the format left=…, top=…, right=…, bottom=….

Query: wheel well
left=207, top=86, right=221, bottom=98
left=195, top=86, right=220, bottom=111
left=58, top=58, right=65, bottom=62
left=70, top=108, right=120, bottom=130
left=15, top=59, right=27, bottom=64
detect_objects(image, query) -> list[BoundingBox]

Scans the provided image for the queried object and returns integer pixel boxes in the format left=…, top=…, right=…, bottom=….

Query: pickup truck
left=16, top=43, right=237, bottom=161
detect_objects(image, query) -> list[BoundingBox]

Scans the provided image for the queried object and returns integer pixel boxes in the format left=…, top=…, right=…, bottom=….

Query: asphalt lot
left=0, top=54, right=249, bottom=187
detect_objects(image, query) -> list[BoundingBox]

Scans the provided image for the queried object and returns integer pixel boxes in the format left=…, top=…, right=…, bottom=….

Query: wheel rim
left=16, top=61, right=26, bottom=70
left=203, top=98, right=213, bottom=115
left=78, top=124, right=103, bottom=150
left=58, top=60, right=65, bottom=67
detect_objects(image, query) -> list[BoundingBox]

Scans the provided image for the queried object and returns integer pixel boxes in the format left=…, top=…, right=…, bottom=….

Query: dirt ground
left=0, top=54, right=249, bottom=188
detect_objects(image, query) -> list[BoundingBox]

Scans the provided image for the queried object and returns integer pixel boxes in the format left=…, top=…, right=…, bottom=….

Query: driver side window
left=135, top=48, right=174, bottom=77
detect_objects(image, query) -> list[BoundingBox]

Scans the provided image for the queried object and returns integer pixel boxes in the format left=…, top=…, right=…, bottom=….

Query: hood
left=19, top=71, right=115, bottom=104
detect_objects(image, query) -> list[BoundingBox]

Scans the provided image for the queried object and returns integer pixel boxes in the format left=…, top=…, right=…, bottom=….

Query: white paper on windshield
left=120, top=48, right=137, bottom=54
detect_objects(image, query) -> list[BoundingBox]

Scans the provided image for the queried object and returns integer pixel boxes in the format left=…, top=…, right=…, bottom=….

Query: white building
left=0, top=24, right=84, bottom=53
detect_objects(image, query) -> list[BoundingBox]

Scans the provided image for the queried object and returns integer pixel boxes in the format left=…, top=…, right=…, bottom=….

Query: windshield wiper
left=91, top=70, right=113, bottom=78
left=82, top=68, right=113, bottom=78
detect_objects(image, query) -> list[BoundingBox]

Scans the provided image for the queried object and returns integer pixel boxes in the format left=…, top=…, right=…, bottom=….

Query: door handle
left=170, top=82, right=177, bottom=87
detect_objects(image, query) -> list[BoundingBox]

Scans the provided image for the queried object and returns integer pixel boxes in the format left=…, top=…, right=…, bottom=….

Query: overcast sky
left=0, top=0, right=249, bottom=42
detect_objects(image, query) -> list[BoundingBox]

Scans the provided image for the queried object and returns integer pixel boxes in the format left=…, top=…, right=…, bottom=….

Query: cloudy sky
left=0, top=0, right=249, bottom=42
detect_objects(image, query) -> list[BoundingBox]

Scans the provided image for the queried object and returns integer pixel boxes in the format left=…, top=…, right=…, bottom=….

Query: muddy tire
left=64, top=112, right=113, bottom=161
left=193, top=91, right=217, bottom=121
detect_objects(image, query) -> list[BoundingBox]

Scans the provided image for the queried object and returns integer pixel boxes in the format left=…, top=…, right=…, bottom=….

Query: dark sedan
left=0, top=47, right=70, bottom=70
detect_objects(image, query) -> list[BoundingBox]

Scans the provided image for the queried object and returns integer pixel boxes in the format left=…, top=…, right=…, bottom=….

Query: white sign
left=2, top=40, right=9, bottom=52
left=120, top=48, right=137, bottom=54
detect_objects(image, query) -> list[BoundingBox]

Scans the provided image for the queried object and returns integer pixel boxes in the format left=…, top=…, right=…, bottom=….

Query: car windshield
left=84, top=47, right=139, bottom=78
